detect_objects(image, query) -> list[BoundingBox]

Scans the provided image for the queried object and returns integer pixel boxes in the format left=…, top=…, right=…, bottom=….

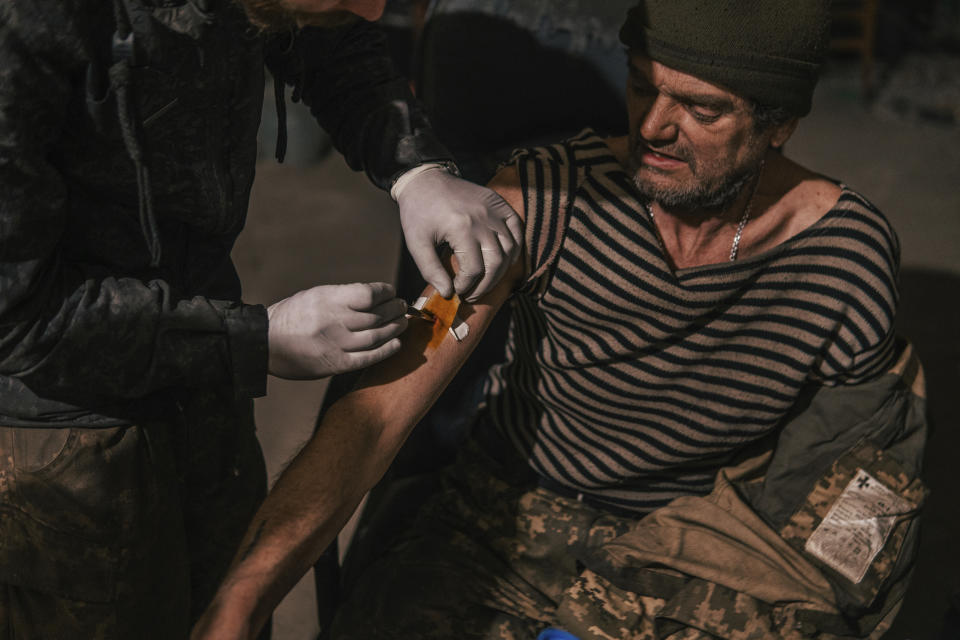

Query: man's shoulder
left=499, top=129, right=630, bottom=215
left=507, top=128, right=620, bottom=169
left=767, top=158, right=898, bottom=265
left=789, top=181, right=900, bottom=303
left=824, top=184, right=899, bottom=257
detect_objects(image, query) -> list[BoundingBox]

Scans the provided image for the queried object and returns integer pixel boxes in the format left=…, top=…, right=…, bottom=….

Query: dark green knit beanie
left=619, top=0, right=832, bottom=116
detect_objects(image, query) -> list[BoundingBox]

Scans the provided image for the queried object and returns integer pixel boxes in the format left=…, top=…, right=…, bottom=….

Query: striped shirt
left=482, top=129, right=899, bottom=515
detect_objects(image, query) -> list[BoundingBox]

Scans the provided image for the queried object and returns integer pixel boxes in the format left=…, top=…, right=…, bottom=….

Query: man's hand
left=396, top=167, right=523, bottom=301
left=267, top=282, right=407, bottom=379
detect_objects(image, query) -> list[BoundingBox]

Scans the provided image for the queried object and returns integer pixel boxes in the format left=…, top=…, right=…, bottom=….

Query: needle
left=406, top=305, right=436, bottom=322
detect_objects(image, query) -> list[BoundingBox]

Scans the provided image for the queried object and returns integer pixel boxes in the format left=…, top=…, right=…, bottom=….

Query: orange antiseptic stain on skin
left=421, top=292, right=461, bottom=350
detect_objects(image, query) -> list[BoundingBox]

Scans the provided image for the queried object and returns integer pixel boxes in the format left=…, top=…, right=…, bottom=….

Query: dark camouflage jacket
left=0, top=0, right=452, bottom=427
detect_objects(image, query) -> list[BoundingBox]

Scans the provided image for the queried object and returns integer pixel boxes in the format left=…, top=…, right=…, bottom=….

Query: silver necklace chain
left=728, top=200, right=752, bottom=262
left=645, top=160, right=765, bottom=263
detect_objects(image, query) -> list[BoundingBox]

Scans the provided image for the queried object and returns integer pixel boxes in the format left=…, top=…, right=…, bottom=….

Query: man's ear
left=770, top=117, right=799, bottom=149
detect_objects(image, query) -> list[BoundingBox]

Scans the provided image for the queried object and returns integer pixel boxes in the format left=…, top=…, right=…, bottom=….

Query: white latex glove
left=266, top=282, right=407, bottom=379
left=394, top=166, right=523, bottom=301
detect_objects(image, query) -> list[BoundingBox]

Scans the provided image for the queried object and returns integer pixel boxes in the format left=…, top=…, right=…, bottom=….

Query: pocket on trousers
left=0, top=425, right=155, bottom=603
left=9, top=427, right=72, bottom=473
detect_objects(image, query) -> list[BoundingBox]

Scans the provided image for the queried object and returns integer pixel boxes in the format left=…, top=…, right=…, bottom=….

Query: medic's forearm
left=264, top=19, right=454, bottom=189
left=0, top=2, right=269, bottom=402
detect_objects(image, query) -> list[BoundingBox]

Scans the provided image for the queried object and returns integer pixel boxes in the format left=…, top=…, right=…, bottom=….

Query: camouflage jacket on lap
left=556, top=340, right=927, bottom=640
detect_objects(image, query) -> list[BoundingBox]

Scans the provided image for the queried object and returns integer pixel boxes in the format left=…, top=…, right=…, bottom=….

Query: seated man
left=194, top=1, right=927, bottom=638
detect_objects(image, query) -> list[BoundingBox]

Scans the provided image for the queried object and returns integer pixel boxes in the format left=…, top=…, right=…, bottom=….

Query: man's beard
left=629, top=142, right=764, bottom=212
left=235, top=0, right=356, bottom=31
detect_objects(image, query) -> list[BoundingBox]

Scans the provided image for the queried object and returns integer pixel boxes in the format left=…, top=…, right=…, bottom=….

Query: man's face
left=626, top=54, right=784, bottom=212
left=238, top=0, right=386, bottom=31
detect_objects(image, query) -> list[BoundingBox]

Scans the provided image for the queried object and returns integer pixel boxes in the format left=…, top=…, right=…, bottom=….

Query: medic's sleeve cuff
left=389, top=161, right=461, bottom=201
left=224, top=303, right=269, bottom=399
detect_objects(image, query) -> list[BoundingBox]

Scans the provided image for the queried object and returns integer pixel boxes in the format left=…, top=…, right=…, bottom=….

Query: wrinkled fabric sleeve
left=809, top=193, right=901, bottom=387
left=508, top=137, right=586, bottom=299
left=0, top=1, right=268, bottom=402
left=264, top=19, right=455, bottom=190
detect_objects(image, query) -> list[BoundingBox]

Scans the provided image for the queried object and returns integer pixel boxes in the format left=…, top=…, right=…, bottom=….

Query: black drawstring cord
left=111, top=0, right=162, bottom=267
left=274, top=72, right=287, bottom=163
left=272, top=29, right=298, bottom=164
left=111, top=62, right=162, bottom=267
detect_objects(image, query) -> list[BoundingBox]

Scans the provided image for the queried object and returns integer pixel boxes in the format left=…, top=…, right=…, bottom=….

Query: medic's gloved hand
left=266, top=282, right=407, bottom=379
left=394, top=165, right=523, bottom=302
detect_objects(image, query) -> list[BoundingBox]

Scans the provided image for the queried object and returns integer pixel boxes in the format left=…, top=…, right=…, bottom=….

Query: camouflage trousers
left=331, top=432, right=657, bottom=640
left=0, top=390, right=267, bottom=639
left=333, top=346, right=927, bottom=640
left=331, top=433, right=913, bottom=640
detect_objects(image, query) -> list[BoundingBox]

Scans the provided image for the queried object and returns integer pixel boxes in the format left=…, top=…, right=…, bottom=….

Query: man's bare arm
left=191, top=167, right=525, bottom=640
